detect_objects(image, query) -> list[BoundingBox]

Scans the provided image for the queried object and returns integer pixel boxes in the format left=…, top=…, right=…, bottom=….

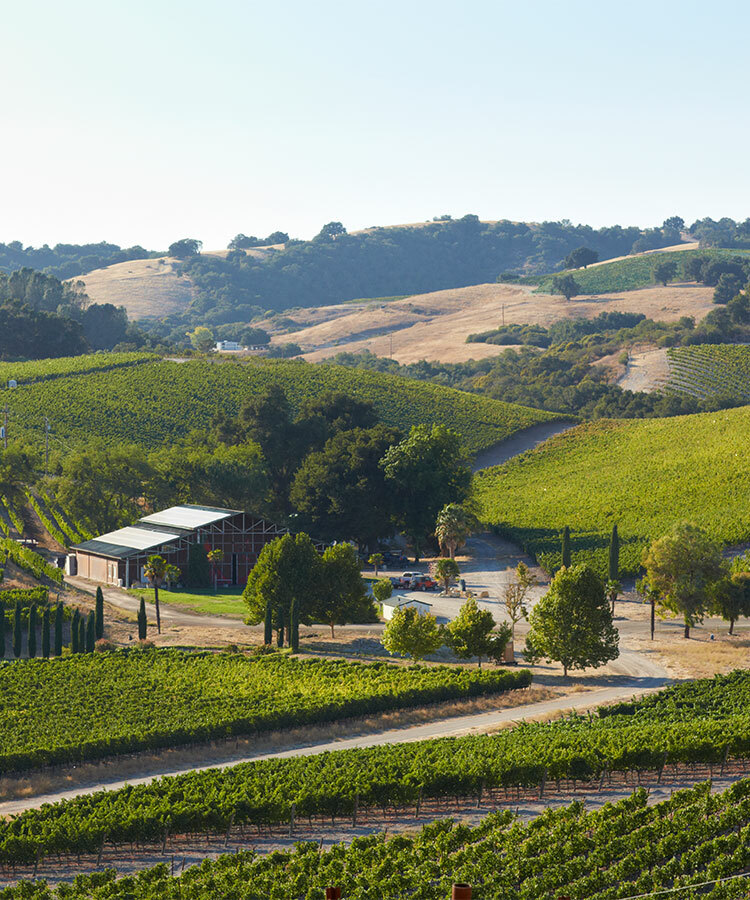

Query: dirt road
left=472, top=421, right=577, bottom=471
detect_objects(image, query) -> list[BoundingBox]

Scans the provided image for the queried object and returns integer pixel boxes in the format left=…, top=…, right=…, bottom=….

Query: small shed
left=381, top=596, right=433, bottom=621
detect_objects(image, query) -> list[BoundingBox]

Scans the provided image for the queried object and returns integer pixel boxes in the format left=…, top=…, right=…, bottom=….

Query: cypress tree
left=71, top=609, right=80, bottom=654
left=95, top=586, right=104, bottom=640
left=137, top=596, right=147, bottom=640
left=27, top=604, right=37, bottom=658
left=277, top=623, right=284, bottom=648
left=13, top=600, right=22, bottom=658
left=608, top=524, right=620, bottom=583
left=561, top=526, right=572, bottom=569
left=42, top=607, right=50, bottom=658
left=290, top=597, right=299, bottom=653
left=264, top=599, right=273, bottom=645
left=0, top=600, right=5, bottom=659
left=54, top=603, right=63, bottom=656
left=86, top=611, right=95, bottom=652
left=78, top=616, right=86, bottom=653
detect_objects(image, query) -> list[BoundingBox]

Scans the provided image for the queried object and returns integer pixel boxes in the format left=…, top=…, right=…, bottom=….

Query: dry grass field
left=269, top=282, right=716, bottom=365
left=72, top=257, right=195, bottom=319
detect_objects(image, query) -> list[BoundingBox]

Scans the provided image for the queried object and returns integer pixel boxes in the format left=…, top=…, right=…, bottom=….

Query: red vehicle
left=408, top=574, right=438, bottom=592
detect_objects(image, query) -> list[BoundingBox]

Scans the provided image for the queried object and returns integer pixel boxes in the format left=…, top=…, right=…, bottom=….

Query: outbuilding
left=73, top=504, right=288, bottom=588
left=381, top=596, right=433, bottom=621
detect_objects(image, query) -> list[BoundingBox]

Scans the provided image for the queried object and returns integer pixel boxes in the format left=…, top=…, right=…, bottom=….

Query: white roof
left=94, top=526, right=182, bottom=551
left=383, top=597, right=433, bottom=608
left=139, top=506, right=233, bottom=530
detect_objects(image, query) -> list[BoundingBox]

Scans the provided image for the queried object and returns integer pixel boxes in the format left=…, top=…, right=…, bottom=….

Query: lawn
left=129, top=586, right=246, bottom=618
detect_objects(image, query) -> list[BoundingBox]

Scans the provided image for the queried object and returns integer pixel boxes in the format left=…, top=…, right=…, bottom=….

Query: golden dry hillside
left=268, top=281, right=715, bottom=365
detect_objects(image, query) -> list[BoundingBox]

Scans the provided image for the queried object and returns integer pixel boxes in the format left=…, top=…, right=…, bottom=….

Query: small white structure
left=381, top=596, right=433, bottom=621
left=215, top=340, right=243, bottom=352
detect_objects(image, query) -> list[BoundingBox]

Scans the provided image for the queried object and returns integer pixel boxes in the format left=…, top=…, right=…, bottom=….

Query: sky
left=2, top=0, right=750, bottom=250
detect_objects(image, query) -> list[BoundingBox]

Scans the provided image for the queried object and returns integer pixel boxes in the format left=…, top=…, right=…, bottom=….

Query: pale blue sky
left=1, top=0, right=748, bottom=250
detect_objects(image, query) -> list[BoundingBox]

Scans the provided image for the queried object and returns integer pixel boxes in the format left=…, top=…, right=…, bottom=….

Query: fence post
left=720, top=745, right=729, bottom=776
left=539, top=768, right=547, bottom=800
left=416, top=787, right=422, bottom=819
left=352, top=793, right=359, bottom=828
left=452, top=885, right=472, bottom=900
left=289, top=802, right=296, bottom=837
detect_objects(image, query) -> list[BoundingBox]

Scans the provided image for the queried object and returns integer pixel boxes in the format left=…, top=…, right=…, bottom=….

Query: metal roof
left=74, top=526, right=182, bottom=559
left=138, top=505, right=239, bottom=531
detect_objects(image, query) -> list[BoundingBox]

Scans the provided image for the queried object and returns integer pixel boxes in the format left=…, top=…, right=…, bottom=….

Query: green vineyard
left=535, top=248, right=750, bottom=294
left=1, top=670, right=748, bottom=867
left=0, top=356, right=561, bottom=455
left=0, top=353, right=156, bottom=387
left=665, top=344, right=750, bottom=402
left=0, top=650, right=531, bottom=772
left=474, top=405, right=750, bottom=575
left=5, top=780, right=750, bottom=900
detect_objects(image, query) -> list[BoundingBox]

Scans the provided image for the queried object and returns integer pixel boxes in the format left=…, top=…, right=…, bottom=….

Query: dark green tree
left=71, top=608, right=80, bottom=653
left=563, top=247, right=598, bottom=269
left=86, top=611, right=95, bottom=652
left=446, top=597, right=496, bottom=667
left=137, top=596, right=147, bottom=640
left=315, top=543, right=377, bottom=637
left=264, top=598, right=273, bottom=645
left=95, top=586, right=104, bottom=640
left=186, top=543, right=211, bottom=588
left=653, top=260, right=678, bottom=286
left=551, top=274, right=580, bottom=301
left=291, top=425, right=401, bottom=549
left=290, top=597, right=299, bottom=653
left=381, top=424, right=471, bottom=561
left=0, top=600, right=5, bottom=658
left=41, top=607, right=50, bottom=658
left=244, top=532, right=321, bottom=647
left=561, top=526, right=572, bottom=568
left=642, top=522, right=726, bottom=638
left=54, top=602, right=64, bottom=655
left=524, top=564, right=619, bottom=677
left=168, top=238, right=202, bottom=258
left=13, top=600, right=22, bottom=658
left=77, top=615, right=86, bottom=653
left=27, top=605, right=37, bottom=658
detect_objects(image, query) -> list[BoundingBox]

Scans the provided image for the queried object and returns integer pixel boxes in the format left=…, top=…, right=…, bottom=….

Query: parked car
left=409, top=574, right=438, bottom=591
left=394, top=571, right=423, bottom=589
left=382, top=550, right=409, bottom=567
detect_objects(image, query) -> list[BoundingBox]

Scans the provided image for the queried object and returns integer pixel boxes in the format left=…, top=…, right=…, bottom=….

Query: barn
left=73, top=505, right=288, bottom=588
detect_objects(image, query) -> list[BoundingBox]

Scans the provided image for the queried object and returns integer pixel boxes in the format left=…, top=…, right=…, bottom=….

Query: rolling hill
left=474, top=405, right=750, bottom=575
left=1, top=355, right=563, bottom=455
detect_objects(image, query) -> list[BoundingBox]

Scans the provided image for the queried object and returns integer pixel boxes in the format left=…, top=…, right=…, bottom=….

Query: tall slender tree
left=137, top=596, right=147, bottom=640
left=77, top=616, right=86, bottom=653
left=41, top=607, right=50, bottom=658
left=95, top=586, right=104, bottom=640
left=290, top=597, right=299, bottom=653
left=143, top=555, right=167, bottom=634
left=13, top=600, right=22, bottom=658
left=264, top=598, right=273, bottom=645
left=0, top=600, right=5, bottom=659
left=561, top=526, right=572, bottom=569
left=86, top=611, right=95, bottom=652
left=54, top=602, right=64, bottom=656
left=71, top=608, right=80, bottom=653
left=27, top=604, right=37, bottom=658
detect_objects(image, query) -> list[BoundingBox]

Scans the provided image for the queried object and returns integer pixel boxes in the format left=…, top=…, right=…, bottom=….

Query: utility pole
left=2, top=404, right=7, bottom=450
left=502, top=304, right=505, bottom=326
left=389, top=333, right=393, bottom=359
left=44, top=417, right=50, bottom=474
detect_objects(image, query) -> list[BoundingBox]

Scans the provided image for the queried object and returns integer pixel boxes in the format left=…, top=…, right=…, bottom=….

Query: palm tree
left=143, top=554, right=167, bottom=634
left=435, top=504, right=471, bottom=558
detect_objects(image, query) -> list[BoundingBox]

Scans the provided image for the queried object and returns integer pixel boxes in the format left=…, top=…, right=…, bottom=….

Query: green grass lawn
left=535, top=248, right=750, bottom=294
left=129, top=587, right=246, bottom=618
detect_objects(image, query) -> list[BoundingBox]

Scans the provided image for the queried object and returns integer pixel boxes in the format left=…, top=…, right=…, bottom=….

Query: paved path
left=472, top=421, right=577, bottom=471
left=0, top=652, right=668, bottom=818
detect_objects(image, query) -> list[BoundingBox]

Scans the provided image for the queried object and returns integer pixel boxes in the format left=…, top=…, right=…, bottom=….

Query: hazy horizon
left=3, top=0, right=750, bottom=250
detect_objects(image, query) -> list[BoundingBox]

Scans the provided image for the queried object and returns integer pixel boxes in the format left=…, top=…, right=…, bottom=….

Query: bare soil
left=617, top=345, right=671, bottom=393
